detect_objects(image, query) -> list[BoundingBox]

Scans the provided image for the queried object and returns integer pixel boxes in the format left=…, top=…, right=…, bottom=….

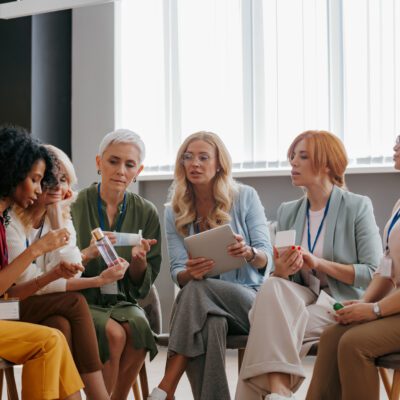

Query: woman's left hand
left=228, top=234, right=252, bottom=260
left=335, top=302, right=377, bottom=325
left=131, top=238, right=157, bottom=266
left=300, top=247, right=321, bottom=271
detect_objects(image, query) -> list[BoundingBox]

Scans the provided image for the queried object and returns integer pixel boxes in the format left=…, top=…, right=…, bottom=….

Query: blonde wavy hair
left=170, top=131, right=239, bottom=236
left=14, top=145, right=77, bottom=230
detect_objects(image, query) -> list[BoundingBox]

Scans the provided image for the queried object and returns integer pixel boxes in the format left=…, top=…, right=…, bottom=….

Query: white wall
left=71, top=5, right=400, bottom=331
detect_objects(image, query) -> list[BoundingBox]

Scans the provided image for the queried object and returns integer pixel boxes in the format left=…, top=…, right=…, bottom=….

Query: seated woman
left=235, top=130, right=383, bottom=400
left=148, top=131, right=273, bottom=400
left=71, top=129, right=161, bottom=398
left=0, top=125, right=83, bottom=400
left=306, top=134, right=400, bottom=400
left=7, top=145, right=123, bottom=399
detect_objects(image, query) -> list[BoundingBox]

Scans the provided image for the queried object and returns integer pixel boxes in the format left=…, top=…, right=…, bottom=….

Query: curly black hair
left=0, top=125, right=57, bottom=203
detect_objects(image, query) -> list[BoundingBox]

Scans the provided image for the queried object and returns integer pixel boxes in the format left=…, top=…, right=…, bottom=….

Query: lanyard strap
left=97, top=183, right=127, bottom=232
left=386, top=208, right=400, bottom=250
left=307, top=195, right=332, bottom=254
left=25, top=221, right=45, bottom=248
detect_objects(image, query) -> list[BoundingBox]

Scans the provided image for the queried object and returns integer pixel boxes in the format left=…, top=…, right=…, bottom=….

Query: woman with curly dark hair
left=0, top=125, right=84, bottom=400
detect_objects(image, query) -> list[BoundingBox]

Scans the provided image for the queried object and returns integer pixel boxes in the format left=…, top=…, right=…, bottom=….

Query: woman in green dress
left=71, top=129, right=161, bottom=399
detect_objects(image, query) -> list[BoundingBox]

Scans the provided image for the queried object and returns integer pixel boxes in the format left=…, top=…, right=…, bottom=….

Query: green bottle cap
left=333, top=302, right=344, bottom=311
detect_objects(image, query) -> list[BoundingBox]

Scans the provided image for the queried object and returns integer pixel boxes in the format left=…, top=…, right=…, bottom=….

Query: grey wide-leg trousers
left=168, top=279, right=257, bottom=400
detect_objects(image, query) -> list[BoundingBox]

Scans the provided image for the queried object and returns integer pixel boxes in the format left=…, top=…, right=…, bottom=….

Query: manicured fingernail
left=297, top=246, right=301, bottom=250
left=291, top=246, right=295, bottom=250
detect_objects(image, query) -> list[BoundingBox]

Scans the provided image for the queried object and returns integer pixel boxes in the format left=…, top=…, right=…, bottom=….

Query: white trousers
left=235, top=277, right=335, bottom=400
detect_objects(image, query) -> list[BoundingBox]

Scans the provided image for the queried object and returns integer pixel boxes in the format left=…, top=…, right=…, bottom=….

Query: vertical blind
left=118, top=0, right=400, bottom=171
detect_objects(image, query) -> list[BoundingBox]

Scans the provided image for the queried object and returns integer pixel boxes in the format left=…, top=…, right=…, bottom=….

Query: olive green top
left=71, top=183, right=161, bottom=362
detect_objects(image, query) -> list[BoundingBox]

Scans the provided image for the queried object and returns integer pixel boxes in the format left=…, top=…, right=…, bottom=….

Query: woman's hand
left=228, top=234, right=252, bottom=260
left=272, top=246, right=303, bottom=279
left=81, top=231, right=117, bottom=264
left=335, top=302, right=377, bottom=325
left=185, top=257, right=215, bottom=280
left=54, top=261, right=84, bottom=279
left=131, top=238, right=158, bottom=267
left=98, top=259, right=128, bottom=285
left=32, top=228, right=71, bottom=256
left=299, top=247, right=322, bottom=271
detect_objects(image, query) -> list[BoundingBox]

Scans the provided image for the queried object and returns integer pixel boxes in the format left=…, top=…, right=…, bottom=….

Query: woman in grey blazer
left=235, top=130, right=383, bottom=400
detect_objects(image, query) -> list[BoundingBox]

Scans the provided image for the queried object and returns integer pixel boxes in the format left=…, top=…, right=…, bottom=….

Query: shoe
left=147, top=387, right=168, bottom=400
left=265, top=393, right=296, bottom=400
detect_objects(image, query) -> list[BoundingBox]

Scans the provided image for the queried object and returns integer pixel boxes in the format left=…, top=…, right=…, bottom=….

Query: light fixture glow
left=0, top=0, right=118, bottom=19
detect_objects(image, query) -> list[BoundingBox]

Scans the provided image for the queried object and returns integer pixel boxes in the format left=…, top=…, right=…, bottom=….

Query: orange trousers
left=0, top=320, right=83, bottom=400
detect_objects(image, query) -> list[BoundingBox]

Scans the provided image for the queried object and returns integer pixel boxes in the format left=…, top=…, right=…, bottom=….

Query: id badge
left=309, top=273, right=321, bottom=295
left=378, top=255, right=393, bottom=278
left=100, top=282, right=119, bottom=295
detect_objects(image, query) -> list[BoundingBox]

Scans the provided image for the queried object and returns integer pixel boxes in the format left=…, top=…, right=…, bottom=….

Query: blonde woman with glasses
left=148, top=131, right=273, bottom=400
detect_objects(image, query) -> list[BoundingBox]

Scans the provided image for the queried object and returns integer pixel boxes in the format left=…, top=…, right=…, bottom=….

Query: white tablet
left=184, top=224, right=246, bottom=277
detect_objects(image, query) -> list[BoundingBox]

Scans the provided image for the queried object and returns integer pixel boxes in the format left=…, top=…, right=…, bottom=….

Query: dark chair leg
left=4, top=367, right=18, bottom=400
left=139, top=364, right=149, bottom=399
left=238, top=348, right=245, bottom=374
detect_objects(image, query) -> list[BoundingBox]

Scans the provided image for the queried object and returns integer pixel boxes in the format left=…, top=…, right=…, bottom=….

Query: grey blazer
left=277, top=185, right=383, bottom=301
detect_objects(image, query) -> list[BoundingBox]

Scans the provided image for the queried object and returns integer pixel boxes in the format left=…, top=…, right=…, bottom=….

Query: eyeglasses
left=181, top=152, right=214, bottom=165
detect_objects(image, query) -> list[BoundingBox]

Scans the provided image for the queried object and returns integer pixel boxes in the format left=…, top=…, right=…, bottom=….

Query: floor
left=1, top=348, right=389, bottom=399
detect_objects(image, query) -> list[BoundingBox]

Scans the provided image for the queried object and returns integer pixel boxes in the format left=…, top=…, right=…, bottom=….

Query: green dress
left=71, top=183, right=161, bottom=362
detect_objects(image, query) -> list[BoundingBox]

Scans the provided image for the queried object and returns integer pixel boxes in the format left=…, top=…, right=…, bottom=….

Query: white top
left=300, top=207, right=329, bottom=290
left=6, top=210, right=82, bottom=294
left=376, top=199, right=400, bottom=286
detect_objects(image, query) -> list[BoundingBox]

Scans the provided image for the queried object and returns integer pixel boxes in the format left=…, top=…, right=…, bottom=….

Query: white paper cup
left=58, top=247, right=82, bottom=264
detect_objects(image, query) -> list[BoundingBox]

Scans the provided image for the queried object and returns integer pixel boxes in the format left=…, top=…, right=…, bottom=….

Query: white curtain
left=118, top=0, right=400, bottom=170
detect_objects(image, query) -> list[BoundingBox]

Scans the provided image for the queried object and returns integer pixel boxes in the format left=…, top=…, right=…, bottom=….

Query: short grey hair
left=98, top=129, right=146, bottom=164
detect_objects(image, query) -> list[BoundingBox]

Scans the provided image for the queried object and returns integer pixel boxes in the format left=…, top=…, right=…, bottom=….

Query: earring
left=97, top=170, right=101, bottom=175
left=217, top=168, right=221, bottom=172
left=133, top=178, right=137, bottom=183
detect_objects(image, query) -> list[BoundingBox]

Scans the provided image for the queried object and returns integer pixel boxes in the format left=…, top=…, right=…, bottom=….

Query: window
left=117, top=0, right=400, bottom=172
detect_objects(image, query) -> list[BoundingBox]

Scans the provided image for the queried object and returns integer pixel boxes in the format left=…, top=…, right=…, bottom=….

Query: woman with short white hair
left=71, top=129, right=161, bottom=398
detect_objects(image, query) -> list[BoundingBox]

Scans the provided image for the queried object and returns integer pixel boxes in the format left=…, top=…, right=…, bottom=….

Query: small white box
left=0, top=299, right=19, bottom=320
left=275, top=230, right=296, bottom=250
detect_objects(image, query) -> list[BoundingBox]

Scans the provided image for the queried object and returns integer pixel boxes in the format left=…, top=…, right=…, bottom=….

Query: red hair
left=287, top=130, right=348, bottom=188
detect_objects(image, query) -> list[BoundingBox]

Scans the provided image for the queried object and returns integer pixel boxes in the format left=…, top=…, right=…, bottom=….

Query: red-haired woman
left=235, top=131, right=383, bottom=400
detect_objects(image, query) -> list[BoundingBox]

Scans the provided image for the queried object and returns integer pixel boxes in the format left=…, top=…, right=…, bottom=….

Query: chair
left=376, top=353, right=400, bottom=400
left=132, top=285, right=163, bottom=400
left=0, top=358, right=18, bottom=400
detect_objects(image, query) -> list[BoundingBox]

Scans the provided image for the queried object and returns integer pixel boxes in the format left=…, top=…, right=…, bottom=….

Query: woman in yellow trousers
left=0, top=125, right=83, bottom=400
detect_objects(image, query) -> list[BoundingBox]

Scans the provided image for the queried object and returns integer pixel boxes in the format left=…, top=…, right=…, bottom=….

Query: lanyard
left=307, top=195, right=331, bottom=254
left=25, top=222, right=45, bottom=248
left=386, top=208, right=400, bottom=251
left=97, top=183, right=127, bottom=232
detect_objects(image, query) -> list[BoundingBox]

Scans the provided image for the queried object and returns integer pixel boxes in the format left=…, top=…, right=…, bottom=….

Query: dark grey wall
left=0, top=14, right=32, bottom=130
left=0, top=10, right=72, bottom=154
left=32, top=11, right=72, bottom=154
left=139, top=172, right=400, bottom=331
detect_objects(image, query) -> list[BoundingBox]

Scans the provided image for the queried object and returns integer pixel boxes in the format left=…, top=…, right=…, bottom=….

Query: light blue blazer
left=165, top=184, right=273, bottom=289
left=277, top=185, right=383, bottom=301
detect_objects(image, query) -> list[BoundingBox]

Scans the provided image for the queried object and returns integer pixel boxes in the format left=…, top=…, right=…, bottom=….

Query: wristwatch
left=247, top=247, right=258, bottom=263
left=373, top=302, right=382, bottom=318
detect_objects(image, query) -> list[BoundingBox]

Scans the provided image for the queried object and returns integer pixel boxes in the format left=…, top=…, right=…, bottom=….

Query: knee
left=66, top=292, right=89, bottom=311
left=106, top=321, right=127, bottom=355
left=337, top=330, right=360, bottom=362
left=42, top=328, right=65, bottom=353
left=204, top=315, right=228, bottom=336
